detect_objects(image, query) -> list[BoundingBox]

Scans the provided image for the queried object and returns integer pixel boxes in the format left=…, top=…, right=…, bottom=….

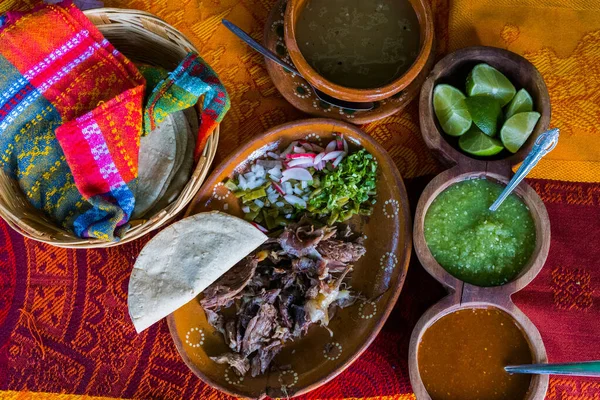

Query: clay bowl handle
left=419, top=46, right=551, bottom=169
left=413, top=166, right=551, bottom=299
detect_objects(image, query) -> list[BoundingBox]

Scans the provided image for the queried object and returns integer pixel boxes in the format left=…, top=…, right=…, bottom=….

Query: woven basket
left=0, top=8, right=219, bottom=248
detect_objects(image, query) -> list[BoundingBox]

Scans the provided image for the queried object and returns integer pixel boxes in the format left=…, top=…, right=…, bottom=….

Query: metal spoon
left=489, top=128, right=559, bottom=212
left=222, top=19, right=375, bottom=112
left=505, top=361, right=600, bottom=377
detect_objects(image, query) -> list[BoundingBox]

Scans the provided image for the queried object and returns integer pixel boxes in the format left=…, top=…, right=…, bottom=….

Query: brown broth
left=418, top=308, right=533, bottom=400
left=296, top=0, right=420, bottom=89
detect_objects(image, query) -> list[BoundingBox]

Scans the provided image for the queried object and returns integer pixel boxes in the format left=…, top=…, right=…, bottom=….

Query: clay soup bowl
left=410, top=46, right=553, bottom=400
left=284, top=0, right=434, bottom=103
left=167, top=118, right=412, bottom=399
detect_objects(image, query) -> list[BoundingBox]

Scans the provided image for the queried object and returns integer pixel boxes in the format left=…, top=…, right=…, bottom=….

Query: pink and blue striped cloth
left=0, top=1, right=230, bottom=241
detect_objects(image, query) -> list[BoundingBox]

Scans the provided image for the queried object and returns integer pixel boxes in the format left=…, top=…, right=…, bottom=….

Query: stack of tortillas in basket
left=132, top=108, right=198, bottom=220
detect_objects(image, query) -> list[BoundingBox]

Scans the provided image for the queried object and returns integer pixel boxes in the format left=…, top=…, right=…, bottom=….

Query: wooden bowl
left=413, top=167, right=551, bottom=294
left=410, top=166, right=551, bottom=399
left=408, top=297, right=549, bottom=400
left=167, top=118, right=412, bottom=398
left=419, top=46, right=551, bottom=167
left=284, top=0, right=434, bottom=103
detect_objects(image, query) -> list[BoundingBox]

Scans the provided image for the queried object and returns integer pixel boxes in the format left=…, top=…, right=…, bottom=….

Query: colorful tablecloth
left=1, top=0, right=599, bottom=399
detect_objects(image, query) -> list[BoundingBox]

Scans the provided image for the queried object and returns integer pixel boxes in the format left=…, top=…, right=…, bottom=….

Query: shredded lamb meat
left=201, top=219, right=365, bottom=377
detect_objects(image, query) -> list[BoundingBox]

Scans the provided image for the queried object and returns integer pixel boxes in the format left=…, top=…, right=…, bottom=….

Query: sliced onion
left=284, top=194, right=307, bottom=208
left=254, top=199, right=265, bottom=208
left=332, top=154, right=345, bottom=168
left=267, top=151, right=281, bottom=159
left=283, top=181, right=293, bottom=195
left=242, top=206, right=251, bottom=213
left=237, top=174, right=248, bottom=190
left=287, top=159, right=314, bottom=168
left=314, top=160, right=326, bottom=171
left=293, top=146, right=306, bottom=154
left=314, top=152, right=325, bottom=165
left=325, top=140, right=337, bottom=153
left=281, top=141, right=297, bottom=156
left=281, top=167, right=313, bottom=182
left=322, top=150, right=345, bottom=162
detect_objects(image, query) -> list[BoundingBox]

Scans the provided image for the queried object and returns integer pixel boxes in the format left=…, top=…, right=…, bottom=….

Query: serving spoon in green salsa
left=489, top=128, right=560, bottom=212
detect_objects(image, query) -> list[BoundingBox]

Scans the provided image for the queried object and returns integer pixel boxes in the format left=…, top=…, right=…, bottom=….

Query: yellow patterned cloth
left=449, top=0, right=600, bottom=183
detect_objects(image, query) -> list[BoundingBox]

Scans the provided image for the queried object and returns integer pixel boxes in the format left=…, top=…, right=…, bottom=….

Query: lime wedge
left=500, top=111, right=541, bottom=153
left=464, top=96, right=502, bottom=137
left=505, top=88, right=533, bottom=119
left=433, top=84, right=472, bottom=136
left=459, top=126, right=504, bottom=156
left=466, top=63, right=516, bottom=107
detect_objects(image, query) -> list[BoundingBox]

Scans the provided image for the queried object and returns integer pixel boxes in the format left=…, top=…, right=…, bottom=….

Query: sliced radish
left=286, top=153, right=316, bottom=159
left=287, top=159, right=314, bottom=168
left=325, top=140, right=337, bottom=153
left=342, top=136, right=348, bottom=153
left=336, top=136, right=343, bottom=150
left=252, top=222, right=269, bottom=233
left=281, top=167, right=313, bottom=182
left=272, top=182, right=285, bottom=196
left=332, top=154, right=345, bottom=168
left=322, top=150, right=345, bottom=161
left=284, top=194, right=307, bottom=208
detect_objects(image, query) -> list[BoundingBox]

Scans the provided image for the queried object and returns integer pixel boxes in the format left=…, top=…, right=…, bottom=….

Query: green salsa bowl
left=414, top=168, right=550, bottom=291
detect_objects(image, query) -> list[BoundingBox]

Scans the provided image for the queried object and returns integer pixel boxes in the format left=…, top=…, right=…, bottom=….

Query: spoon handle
left=505, top=361, right=600, bottom=377
left=489, top=128, right=559, bottom=212
left=222, top=19, right=300, bottom=75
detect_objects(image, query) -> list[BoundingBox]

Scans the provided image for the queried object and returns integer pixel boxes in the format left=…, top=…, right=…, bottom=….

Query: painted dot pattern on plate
left=304, top=132, right=321, bottom=142
left=185, top=327, right=205, bottom=348
left=212, top=182, right=230, bottom=201
left=279, top=369, right=299, bottom=388
left=224, top=368, right=244, bottom=385
left=380, top=252, right=398, bottom=272
left=359, top=301, right=378, bottom=319
left=294, top=83, right=311, bottom=99
left=323, top=342, right=343, bottom=361
left=383, top=199, right=399, bottom=218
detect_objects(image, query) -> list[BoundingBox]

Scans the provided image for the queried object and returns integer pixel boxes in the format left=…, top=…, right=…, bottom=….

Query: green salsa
left=424, top=178, right=536, bottom=287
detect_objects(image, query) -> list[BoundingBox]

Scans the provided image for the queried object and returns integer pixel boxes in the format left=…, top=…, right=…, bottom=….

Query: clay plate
left=264, top=0, right=435, bottom=125
left=167, top=118, right=412, bottom=398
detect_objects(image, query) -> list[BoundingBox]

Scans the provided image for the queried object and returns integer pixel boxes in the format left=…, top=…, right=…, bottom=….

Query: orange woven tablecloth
left=1, top=0, right=600, bottom=399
